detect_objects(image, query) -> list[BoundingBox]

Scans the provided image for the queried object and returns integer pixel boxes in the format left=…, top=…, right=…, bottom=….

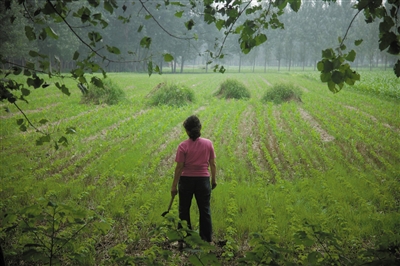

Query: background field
left=1, top=70, right=399, bottom=264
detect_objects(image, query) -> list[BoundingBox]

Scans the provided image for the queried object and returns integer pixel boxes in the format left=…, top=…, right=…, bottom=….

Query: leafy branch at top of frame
left=317, top=0, right=400, bottom=93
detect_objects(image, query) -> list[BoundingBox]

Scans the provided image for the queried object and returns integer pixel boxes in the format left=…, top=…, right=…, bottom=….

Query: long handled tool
left=161, top=194, right=176, bottom=217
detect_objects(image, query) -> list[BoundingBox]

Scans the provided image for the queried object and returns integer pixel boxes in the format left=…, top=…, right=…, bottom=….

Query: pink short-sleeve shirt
left=175, top=137, right=216, bottom=177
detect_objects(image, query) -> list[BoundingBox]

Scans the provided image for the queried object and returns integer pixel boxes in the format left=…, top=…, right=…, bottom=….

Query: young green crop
left=1, top=72, right=399, bottom=265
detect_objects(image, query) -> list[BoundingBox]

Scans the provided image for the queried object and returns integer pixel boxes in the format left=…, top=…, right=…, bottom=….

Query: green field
left=1, top=70, right=399, bottom=265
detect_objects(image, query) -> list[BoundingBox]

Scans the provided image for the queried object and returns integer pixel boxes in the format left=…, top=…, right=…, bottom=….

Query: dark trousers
left=178, top=176, right=212, bottom=242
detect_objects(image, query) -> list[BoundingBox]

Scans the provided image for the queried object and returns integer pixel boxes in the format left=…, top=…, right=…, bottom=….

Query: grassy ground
left=1, top=70, right=399, bottom=265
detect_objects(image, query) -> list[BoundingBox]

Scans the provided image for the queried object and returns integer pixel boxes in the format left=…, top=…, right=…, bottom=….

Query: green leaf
left=104, top=0, right=114, bottom=13
left=216, top=19, right=225, bottom=31
left=73, top=51, right=80, bottom=60
left=379, top=32, right=397, bottom=51
left=19, top=124, right=27, bottom=132
left=327, top=80, right=337, bottom=93
left=166, top=231, right=180, bottom=241
left=255, top=34, right=267, bottom=45
left=93, top=220, right=111, bottom=234
left=25, top=26, right=36, bottom=41
left=36, top=135, right=51, bottom=145
left=394, top=60, right=400, bottom=77
left=138, top=25, right=143, bottom=32
left=175, top=10, right=184, bottom=18
left=44, top=26, right=58, bottom=39
left=145, top=14, right=152, bottom=20
left=13, top=66, right=22, bottom=75
left=91, top=76, right=103, bottom=88
left=17, top=118, right=24, bottom=125
left=289, top=0, right=301, bottom=12
left=106, top=45, right=121, bottom=54
left=346, top=50, right=356, bottom=62
left=322, top=48, right=335, bottom=59
left=354, top=39, right=363, bottom=46
left=58, top=136, right=68, bottom=146
left=331, top=70, right=344, bottom=84
left=21, top=88, right=30, bottom=96
left=317, top=61, right=324, bottom=71
left=308, top=251, right=321, bottom=264
left=189, top=254, right=203, bottom=266
left=147, top=61, right=153, bottom=77
left=171, top=1, right=185, bottom=7
left=39, top=119, right=48, bottom=125
left=140, top=36, right=152, bottom=48
left=320, top=72, right=332, bottom=83
left=163, top=53, right=174, bottom=62
left=185, top=19, right=195, bottom=30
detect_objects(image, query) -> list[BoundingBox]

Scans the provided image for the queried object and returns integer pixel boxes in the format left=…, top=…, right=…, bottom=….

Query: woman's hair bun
left=183, top=115, right=201, bottom=140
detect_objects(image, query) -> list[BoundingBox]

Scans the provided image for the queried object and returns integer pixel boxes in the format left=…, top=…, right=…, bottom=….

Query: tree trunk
left=180, top=56, right=185, bottom=73
left=239, top=55, right=242, bottom=73
left=264, top=56, right=267, bottom=73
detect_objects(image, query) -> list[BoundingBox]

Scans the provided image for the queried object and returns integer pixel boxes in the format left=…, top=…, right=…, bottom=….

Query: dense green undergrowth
left=214, top=79, right=250, bottom=100
left=262, top=83, right=303, bottom=104
left=81, top=78, right=126, bottom=105
left=147, top=82, right=195, bottom=107
left=1, top=71, right=399, bottom=265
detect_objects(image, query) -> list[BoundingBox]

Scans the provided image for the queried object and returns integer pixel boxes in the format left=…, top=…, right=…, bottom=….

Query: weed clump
left=81, top=78, right=125, bottom=105
left=148, top=82, right=195, bottom=107
left=215, top=79, right=250, bottom=100
left=262, top=83, right=302, bottom=104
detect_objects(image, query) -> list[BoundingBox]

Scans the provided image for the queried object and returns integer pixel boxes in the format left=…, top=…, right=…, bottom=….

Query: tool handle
left=167, top=194, right=176, bottom=211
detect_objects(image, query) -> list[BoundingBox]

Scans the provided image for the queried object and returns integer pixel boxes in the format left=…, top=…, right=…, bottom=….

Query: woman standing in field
left=171, top=115, right=217, bottom=243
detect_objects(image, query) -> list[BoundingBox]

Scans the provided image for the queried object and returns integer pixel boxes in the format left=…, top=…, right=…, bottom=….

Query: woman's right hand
left=171, top=188, right=178, bottom=197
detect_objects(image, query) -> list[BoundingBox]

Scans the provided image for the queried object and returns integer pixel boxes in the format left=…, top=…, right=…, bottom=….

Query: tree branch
left=45, top=0, right=150, bottom=64
left=14, top=102, right=45, bottom=134
left=340, top=9, right=362, bottom=48
left=214, top=1, right=253, bottom=58
left=138, top=0, right=195, bottom=41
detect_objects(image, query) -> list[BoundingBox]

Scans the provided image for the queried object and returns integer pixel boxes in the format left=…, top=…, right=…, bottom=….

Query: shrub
left=147, top=82, right=195, bottom=107
left=262, top=83, right=302, bottom=104
left=215, top=79, right=250, bottom=100
left=81, top=78, right=125, bottom=105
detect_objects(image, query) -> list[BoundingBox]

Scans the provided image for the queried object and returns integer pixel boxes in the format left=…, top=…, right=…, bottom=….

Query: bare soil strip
left=344, top=105, right=399, bottom=133
left=301, top=86, right=310, bottom=93
left=261, top=78, right=272, bottom=87
left=271, top=108, right=289, bottom=171
left=82, top=109, right=148, bottom=142
left=298, top=108, right=335, bottom=142
left=0, top=103, right=60, bottom=119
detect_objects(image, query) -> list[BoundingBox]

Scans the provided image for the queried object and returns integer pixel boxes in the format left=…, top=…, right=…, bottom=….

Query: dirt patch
left=301, top=87, right=309, bottom=93
left=83, top=109, right=148, bottom=142
left=0, top=103, right=60, bottom=119
left=298, top=108, right=335, bottom=142
left=261, top=78, right=272, bottom=87
left=344, top=105, right=398, bottom=132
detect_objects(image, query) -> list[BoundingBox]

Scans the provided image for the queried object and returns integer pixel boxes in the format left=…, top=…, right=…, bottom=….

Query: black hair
left=183, top=115, right=202, bottom=141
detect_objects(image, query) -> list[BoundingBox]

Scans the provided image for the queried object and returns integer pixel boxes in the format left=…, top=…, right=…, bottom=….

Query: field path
left=298, top=107, right=335, bottom=142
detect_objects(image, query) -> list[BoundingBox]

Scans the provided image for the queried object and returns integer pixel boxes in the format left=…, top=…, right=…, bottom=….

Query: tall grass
left=81, top=78, right=126, bottom=105
left=214, top=79, right=250, bottom=99
left=147, top=82, right=195, bottom=107
left=262, top=83, right=302, bottom=104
